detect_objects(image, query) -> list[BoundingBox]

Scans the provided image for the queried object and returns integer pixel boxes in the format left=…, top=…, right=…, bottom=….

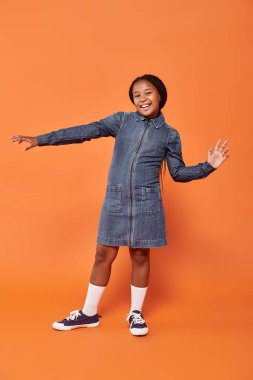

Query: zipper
left=129, top=119, right=149, bottom=246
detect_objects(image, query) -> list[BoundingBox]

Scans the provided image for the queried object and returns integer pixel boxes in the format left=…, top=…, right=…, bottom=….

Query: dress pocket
left=141, top=187, right=161, bottom=216
left=104, top=185, right=122, bottom=213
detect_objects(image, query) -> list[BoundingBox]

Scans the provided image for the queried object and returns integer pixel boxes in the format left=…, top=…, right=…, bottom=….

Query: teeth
left=141, top=104, right=150, bottom=108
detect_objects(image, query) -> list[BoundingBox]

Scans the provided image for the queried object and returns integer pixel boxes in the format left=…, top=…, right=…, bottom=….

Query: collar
left=133, top=110, right=166, bottom=129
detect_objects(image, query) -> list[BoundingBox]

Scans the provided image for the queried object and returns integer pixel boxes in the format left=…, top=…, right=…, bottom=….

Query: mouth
left=139, top=104, right=151, bottom=111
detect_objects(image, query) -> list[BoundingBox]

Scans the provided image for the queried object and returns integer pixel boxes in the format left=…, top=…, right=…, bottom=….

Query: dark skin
left=9, top=79, right=230, bottom=287
left=90, top=244, right=150, bottom=287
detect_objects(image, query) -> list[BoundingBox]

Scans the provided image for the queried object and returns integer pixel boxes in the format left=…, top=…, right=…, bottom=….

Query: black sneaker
left=126, top=310, right=149, bottom=336
left=52, top=310, right=101, bottom=331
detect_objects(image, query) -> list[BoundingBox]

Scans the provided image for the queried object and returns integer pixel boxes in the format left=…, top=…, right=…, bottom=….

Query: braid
left=129, top=74, right=167, bottom=110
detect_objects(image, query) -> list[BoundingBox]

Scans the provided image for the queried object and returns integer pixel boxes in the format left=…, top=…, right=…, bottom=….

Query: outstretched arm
left=10, top=112, right=125, bottom=150
left=166, top=128, right=229, bottom=182
left=36, top=112, right=125, bottom=146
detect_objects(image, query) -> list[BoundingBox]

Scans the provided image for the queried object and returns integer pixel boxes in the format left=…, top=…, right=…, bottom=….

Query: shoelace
left=66, top=310, right=81, bottom=321
left=66, top=310, right=102, bottom=321
left=126, top=311, right=145, bottom=325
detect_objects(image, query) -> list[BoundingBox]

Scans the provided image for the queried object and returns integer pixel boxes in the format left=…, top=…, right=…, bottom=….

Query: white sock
left=129, top=284, right=148, bottom=313
left=82, top=282, right=106, bottom=316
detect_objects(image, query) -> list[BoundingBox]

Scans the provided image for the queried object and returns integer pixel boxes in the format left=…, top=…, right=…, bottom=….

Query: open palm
left=10, top=135, right=38, bottom=150
left=207, top=139, right=230, bottom=169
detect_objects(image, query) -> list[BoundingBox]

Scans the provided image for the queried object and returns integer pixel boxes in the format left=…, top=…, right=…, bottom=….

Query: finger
left=10, top=137, right=21, bottom=142
left=220, top=147, right=230, bottom=156
left=18, top=138, right=27, bottom=144
left=220, top=140, right=228, bottom=148
left=219, top=142, right=229, bottom=152
left=24, top=145, right=32, bottom=151
left=11, top=136, right=29, bottom=142
left=18, top=137, right=30, bottom=144
left=10, top=135, right=21, bottom=139
left=11, top=135, right=23, bottom=139
left=214, top=139, right=221, bottom=150
left=11, top=137, right=23, bottom=143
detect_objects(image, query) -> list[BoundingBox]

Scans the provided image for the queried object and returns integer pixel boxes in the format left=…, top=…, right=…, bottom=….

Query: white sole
left=129, top=327, right=149, bottom=336
left=52, top=321, right=100, bottom=331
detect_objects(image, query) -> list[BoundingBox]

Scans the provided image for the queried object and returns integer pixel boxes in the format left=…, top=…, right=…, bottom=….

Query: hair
left=129, top=74, right=168, bottom=193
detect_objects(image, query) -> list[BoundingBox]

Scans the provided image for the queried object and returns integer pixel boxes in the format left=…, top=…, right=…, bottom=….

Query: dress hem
left=96, top=236, right=168, bottom=248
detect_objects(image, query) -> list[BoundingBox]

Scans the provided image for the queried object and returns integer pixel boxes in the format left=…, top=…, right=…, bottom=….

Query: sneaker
left=52, top=310, right=101, bottom=331
left=126, top=310, right=149, bottom=336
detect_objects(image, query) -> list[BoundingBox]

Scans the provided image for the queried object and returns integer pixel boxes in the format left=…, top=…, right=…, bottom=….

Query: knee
left=94, top=245, right=118, bottom=265
left=130, top=249, right=150, bottom=266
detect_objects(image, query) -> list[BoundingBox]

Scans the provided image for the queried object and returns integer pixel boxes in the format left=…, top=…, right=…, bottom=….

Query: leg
left=82, top=244, right=119, bottom=316
left=128, top=247, right=150, bottom=312
left=90, top=243, right=119, bottom=286
left=126, top=247, right=150, bottom=336
left=129, top=247, right=150, bottom=287
left=52, top=244, right=120, bottom=330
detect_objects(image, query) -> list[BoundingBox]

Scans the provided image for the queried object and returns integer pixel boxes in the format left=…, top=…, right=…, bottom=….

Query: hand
left=207, top=139, right=230, bottom=169
left=10, top=135, right=39, bottom=151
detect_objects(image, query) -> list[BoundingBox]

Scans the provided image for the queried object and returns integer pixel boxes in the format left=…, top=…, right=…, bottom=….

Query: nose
left=139, top=93, right=147, bottom=102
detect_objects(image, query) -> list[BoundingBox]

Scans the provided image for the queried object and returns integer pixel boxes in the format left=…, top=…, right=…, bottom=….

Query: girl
left=10, top=74, right=229, bottom=336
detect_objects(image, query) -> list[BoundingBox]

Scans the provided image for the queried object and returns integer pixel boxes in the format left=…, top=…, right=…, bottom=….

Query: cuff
left=203, top=161, right=216, bottom=174
left=36, top=135, right=48, bottom=146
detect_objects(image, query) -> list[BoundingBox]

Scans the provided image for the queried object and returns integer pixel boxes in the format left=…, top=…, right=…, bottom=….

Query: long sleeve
left=166, top=127, right=216, bottom=182
left=36, top=112, right=125, bottom=146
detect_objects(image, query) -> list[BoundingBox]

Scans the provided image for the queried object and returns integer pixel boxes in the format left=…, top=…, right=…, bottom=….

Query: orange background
left=1, top=0, right=252, bottom=379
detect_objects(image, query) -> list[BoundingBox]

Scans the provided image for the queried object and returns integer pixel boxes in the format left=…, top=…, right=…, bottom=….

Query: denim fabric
left=36, top=111, right=216, bottom=248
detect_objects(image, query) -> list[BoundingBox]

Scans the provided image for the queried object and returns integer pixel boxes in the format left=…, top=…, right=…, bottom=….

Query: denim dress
left=36, top=110, right=216, bottom=248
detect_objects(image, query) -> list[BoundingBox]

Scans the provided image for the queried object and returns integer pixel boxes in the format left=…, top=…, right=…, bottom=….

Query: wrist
left=206, top=160, right=216, bottom=170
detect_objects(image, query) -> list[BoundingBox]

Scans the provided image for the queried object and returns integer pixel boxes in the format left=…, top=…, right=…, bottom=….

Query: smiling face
left=132, top=79, right=161, bottom=119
